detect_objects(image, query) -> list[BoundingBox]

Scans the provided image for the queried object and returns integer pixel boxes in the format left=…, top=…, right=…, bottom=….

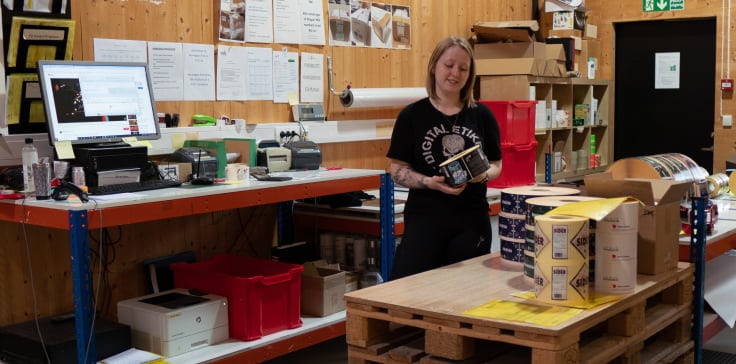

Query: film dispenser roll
left=499, top=186, right=580, bottom=268
left=534, top=214, right=590, bottom=306
left=606, top=153, right=708, bottom=182
left=595, top=200, right=639, bottom=295
left=523, top=196, right=601, bottom=285
left=705, top=173, right=729, bottom=198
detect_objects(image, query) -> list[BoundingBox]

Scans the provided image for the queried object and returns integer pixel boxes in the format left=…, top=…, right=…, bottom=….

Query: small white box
left=117, top=288, right=229, bottom=357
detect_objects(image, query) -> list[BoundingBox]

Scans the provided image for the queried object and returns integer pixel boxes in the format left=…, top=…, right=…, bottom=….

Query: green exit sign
left=643, top=0, right=685, bottom=12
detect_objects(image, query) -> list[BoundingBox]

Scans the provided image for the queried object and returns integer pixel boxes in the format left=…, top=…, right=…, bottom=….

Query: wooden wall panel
left=585, top=0, right=733, bottom=172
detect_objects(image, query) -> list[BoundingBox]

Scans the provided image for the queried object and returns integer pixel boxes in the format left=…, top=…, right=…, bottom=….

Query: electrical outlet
left=274, top=125, right=300, bottom=142
left=723, top=114, right=733, bottom=127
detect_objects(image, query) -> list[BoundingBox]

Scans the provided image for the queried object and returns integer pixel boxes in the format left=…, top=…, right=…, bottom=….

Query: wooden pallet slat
left=345, top=255, right=695, bottom=364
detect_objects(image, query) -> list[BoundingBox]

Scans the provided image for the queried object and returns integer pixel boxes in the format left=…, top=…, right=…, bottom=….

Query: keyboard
left=89, top=179, right=183, bottom=195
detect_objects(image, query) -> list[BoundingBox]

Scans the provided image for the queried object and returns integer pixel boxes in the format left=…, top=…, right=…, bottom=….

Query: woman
left=387, top=36, right=503, bottom=280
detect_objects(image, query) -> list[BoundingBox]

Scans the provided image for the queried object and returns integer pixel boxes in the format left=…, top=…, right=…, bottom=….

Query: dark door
left=614, top=19, right=716, bottom=173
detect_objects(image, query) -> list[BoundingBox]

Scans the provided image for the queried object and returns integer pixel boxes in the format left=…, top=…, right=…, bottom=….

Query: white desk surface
left=3, top=168, right=385, bottom=212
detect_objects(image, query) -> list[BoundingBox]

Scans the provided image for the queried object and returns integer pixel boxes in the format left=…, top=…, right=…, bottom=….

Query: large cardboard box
left=183, top=138, right=256, bottom=178
left=584, top=173, right=691, bottom=275
left=301, top=261, right=346, bottom=317
left=474, top=42, right=546, bottom=59
left=471, top=20, right=539, bottom=43
left=476, top=58, right=544, bottom=76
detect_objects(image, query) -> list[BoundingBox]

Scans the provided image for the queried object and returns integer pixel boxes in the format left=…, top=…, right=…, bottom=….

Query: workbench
left=0, top=169, right=390, bottom=364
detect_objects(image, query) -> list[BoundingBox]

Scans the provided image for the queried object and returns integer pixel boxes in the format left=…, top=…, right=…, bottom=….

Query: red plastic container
left=171, top=254, right=303, bottom=341
left=481, top=100, right=537, bottom=145
left=487, top=141, right=537, bottom=188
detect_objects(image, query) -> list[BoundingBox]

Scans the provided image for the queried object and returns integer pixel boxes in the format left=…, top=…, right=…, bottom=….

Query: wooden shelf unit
left=477, top=75, right=612, bottom=183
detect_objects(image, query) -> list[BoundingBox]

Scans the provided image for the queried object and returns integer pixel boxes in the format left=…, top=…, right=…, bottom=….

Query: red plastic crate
left=171, top=254, right=303, bottom=341
left=481, top=100, right=537, bottom=145
left=487, top=141, right=537, bottom=188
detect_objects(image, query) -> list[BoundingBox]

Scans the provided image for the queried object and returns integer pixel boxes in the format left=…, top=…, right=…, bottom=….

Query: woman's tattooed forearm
left=393, top=165, right=427, bottom=188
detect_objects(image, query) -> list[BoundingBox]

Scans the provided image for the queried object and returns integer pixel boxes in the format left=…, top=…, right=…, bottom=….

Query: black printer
left=283, top=140, right=322, bottom=170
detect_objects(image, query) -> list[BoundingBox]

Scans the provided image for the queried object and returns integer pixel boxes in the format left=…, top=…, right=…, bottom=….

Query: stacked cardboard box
left=472, top=21, right=566, bottom=77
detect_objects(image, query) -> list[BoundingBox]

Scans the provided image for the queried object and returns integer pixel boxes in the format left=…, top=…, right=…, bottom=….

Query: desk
left=0, top=169, right=389, bottom=364
left=345, top=253, right=694, bottom=363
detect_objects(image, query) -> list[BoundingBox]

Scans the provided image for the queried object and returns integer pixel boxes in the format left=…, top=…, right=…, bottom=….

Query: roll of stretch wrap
left=339, top=87, right=428, bottom=108
left=523, top=196, right=601, bottom=284
left=499, top=186, right=580, bottom=268
left=534, top=214, right=590, bottom=306
left=595, top=200, right=639, bottom=295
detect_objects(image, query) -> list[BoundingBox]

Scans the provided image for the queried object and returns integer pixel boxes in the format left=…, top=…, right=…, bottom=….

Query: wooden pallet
left=344, top=254, right=694, bottom=364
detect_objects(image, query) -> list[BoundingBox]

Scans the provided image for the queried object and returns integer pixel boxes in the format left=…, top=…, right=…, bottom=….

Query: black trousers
left=389, top=211, right=492, bottom=280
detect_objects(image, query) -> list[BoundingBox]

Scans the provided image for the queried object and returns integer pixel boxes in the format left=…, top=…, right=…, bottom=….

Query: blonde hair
left=425, top=36, right=477, bottom=108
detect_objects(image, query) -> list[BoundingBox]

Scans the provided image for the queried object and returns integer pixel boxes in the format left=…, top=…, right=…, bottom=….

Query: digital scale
left=291, top=103, right=325, bottom=122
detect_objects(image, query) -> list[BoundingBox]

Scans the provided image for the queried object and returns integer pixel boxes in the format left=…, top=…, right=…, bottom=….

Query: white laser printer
left=117, top=288, right=228, bottom=357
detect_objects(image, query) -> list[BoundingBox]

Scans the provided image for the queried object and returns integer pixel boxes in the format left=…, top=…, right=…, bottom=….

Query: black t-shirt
left=387, top=98, right=502, bottom=215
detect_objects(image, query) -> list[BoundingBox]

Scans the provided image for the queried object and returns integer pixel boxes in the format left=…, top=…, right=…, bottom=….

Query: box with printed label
left=584, top=173, right=691, bottom=275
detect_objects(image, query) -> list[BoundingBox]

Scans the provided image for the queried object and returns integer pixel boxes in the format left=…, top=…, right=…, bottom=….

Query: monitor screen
left=37, top=60, right=160, bottom=146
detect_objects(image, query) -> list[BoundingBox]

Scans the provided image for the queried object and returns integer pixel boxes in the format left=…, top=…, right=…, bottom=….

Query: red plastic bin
left=481, top=100, right=537, bottom=145
left=171, top=254, right=303, bottom=341
left=487, top=141, right=537, bottom=188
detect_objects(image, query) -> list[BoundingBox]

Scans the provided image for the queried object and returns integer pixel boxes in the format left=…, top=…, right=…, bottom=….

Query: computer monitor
left=36, top=60, right=161, bottom=147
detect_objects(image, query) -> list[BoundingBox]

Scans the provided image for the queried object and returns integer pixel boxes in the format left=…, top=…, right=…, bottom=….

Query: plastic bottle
left=21, top=138, right=38, bottom=193
left=360, top=239, right=384, bottom=288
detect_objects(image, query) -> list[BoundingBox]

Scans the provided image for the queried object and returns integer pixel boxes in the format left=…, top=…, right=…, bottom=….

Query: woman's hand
left=424, top=175, right=466, bottom=195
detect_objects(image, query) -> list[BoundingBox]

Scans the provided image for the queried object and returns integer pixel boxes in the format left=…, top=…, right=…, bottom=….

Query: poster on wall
left=219, top=0, right=246, bottom=42
left=327, top=0, right=411, bottom=49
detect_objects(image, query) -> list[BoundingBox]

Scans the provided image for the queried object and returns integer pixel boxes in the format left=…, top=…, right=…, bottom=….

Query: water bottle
left=21, top=138, right=38, bottom=193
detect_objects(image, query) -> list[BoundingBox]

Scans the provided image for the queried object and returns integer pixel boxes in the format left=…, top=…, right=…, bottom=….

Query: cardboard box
left=301, top=261, right=346, bottom=317
left=472, top=20, right=539, bottom=43
left=584, top=173, right=691, bottom=275
left=392, top=7, right=411, bottom=46
left=474, top=42, right=546, bottom=59
left=351, top=7, right=371, bottom=45
left=549, top=29, right=583, bottom=38
left=183, top=138, right=256, bottom=178
left=476, top=58, right=544, bottom=76
left=157, top=162, right=192, bottom=182
left=329, top=9, right=351, bottom=42
left=371, top=6, right=391, bottom=44
left=549, top=10, right=586, bottom=30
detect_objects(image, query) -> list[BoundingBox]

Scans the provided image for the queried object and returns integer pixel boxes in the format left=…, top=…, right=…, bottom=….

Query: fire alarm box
left=721, top=79, right=733, bottom=91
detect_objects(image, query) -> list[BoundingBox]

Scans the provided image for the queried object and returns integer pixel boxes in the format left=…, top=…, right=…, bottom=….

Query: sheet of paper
left=54, top=140, right=74, bottom=160
left=216, top=45, right=248, bottom=100
left=183, top=43, right=216, bottom=101
left=273, top=50, right=298, bottom=103
left=93, top=38, right=147, bottom=63
left=147, top=41, right=183, bottom=101
left=245, top=0, right=274, bottom=43
left=273, top=0, right=301, bottom=44
left=705, top=251, right=736, bottom=328
left=245, top=46, right=273, bottom=101
left=300, top=52, right=324, bottom=103
left=463, top=299, right=582, bottom=327
left=299, top=0, right=326, bottom=45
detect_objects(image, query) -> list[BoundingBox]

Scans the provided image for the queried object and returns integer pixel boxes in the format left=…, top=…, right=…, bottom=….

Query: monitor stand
left=73, top=144, right=148, bottom=187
